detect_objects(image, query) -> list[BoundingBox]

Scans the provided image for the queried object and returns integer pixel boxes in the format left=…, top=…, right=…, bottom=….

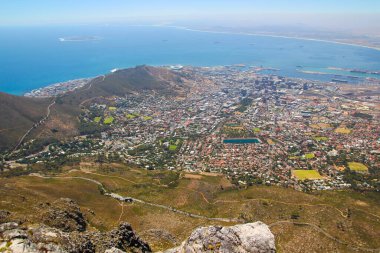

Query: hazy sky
left=1, top=0, right=379, bottom=33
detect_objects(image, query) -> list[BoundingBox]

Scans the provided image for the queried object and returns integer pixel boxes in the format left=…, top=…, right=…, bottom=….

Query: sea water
left=1, top=25, right=380, bottom=95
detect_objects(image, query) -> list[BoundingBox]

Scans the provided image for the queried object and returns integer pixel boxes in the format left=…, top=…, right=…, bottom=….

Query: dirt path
left=78, top=171, right=380, bottom=222
left=28, top=173, right=380, bottom=251
left=30, top=174, right=239, bottom=223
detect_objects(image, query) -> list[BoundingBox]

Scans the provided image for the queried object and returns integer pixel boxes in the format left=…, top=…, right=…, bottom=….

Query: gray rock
left=39, top=198, right=87, bottom=232
left=93, top=222, right=152, bottom=253
left=2, top=228, right=28, bottom=240
left=164, top=222, right=276, bottom=253
left=105, top=247, right=126, bottom=253
left=0, top=222, right=18, bottom=233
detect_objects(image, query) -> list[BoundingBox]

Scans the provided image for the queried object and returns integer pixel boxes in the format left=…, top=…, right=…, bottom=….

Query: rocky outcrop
left=1, top=205, right=274, bottom=253
left=0, top=222, right=151, bottom=253
left=92, top=223, right=151, bottom=253
left=164, top=222, right=276, bottom=253
left=0, top=222, right=67, bottom=253
left=0, top=197, right=152, bottom=253
left=39, top=198, right=87, bottom=232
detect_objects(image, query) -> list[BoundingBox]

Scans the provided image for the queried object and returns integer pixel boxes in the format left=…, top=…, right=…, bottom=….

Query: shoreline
left=3, top=25, right=380, bottom=96
left=151, top=24, right=380, bottom=52
left=22, top=64, right=376, bottom=98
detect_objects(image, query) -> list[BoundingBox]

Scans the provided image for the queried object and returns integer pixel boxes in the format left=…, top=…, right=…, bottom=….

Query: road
left=12, top=100, right=56, bottom=153
left=29, top=173, right=380, bottom=251
left=12, top=74, right=106, bottom=153
left=79, top=75, right=106, bottom=106
left=31, top=174, right=239, bottom=223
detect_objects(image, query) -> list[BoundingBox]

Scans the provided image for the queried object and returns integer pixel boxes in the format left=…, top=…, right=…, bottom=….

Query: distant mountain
left=0, top=66, right=188, bottom=151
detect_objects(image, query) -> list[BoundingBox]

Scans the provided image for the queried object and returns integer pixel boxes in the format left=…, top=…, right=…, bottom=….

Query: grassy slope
left=0, top=92, right=52, bottom=151
left=1, top=163, right=379, bottom=252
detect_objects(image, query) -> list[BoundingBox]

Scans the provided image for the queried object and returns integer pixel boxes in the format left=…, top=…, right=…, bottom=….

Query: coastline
left=151, top=24, right=380, bottom=52
left=2, top=25, right=380, bottom=96
left=24, top=77, right=93, bottom=97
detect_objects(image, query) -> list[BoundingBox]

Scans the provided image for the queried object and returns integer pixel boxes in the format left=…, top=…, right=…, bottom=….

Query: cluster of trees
left=10, top=138, right=59, bottom=159
left=79, top=119, right=109, bottom=135
left=236, top=98, right=253, bottom=112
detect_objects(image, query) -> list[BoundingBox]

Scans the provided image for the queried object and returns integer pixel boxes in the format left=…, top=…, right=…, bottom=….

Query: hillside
left=0, top=92, right=52, bottom=151
left=0, top=66, right=189, bottom=151
left=1, top=163, right=379, bottom=252
left=59, top=65, right=187, bottom=107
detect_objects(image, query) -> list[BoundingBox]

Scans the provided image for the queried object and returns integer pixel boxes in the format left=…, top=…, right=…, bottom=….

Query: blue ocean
left=1, top=25, right=380, bottom=95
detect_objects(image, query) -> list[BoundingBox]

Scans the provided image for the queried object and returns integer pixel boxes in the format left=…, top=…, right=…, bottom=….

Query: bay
left=0, top=25, right=380, bottom=95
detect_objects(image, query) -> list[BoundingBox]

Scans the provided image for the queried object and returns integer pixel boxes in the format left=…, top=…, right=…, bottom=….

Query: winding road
left=12, top=74, right=106, bottom=153
left=31, top=174, right=239, bottom=223
left=29, top=173, right=380, bottom=251
left=12, top=100, right=56, bottom=153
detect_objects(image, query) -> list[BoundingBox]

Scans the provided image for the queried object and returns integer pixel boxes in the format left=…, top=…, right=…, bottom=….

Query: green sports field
left=292, top=170, right=323, bottom=180
left=348, top=162, right=368, bottom=172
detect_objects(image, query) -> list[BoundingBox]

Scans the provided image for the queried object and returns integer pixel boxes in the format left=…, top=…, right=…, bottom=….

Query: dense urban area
left=1, top=66, right=379, bottom=192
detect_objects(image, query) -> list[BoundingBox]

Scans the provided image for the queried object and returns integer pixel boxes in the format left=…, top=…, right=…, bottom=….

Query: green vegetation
left=348, top=162, right=368, bottom=172
left=236, top=98, right=253, bottom=112
left=127, top=113, right=140, bottom=119
left=353, top=112, right=373, bottom=120
left=94, top=116, right=102, bottom=123
left=103, top=116, right=114, bottom=124
left=9, top=137, right=59, bottom=159
left=159, top=138, right=183, bottom=153
left=128, top=144, right=154, bottom=156
left=314, top=136, right=328, bottom=141
left=292, top=170, right=322, bottom=180
left=143, top=116, right=153, bottom=120
left=222, top=125, right=248, bottom=138
left=108, top=107, right=117, bottom=111
left=253, top=127, right=261, bottom=133
left=304, top=153, right=315, bottom=159
left=79, top=120, right=109, bottom=135
left=169, top=145, right=178, bottom=151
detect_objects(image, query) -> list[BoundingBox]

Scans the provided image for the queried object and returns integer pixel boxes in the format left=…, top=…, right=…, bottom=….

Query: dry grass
left=1, top=163, right=379, bottom=252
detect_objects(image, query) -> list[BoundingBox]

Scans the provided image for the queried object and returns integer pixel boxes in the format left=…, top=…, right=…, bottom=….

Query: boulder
left=165, top=222, right=275, bottom=253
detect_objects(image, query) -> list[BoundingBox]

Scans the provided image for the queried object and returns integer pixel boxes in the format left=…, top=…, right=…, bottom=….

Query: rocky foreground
left=0, top=198, right=276, bottom=253
left=163, top=222, right=276, bottom=253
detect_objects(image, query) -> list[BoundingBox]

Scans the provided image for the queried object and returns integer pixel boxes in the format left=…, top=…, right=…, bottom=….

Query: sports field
left=348, top=162, right=368, bottom=172
left=304, top=153, right=315, bottom=159
left=292, top=170, right=322, bottom=180
left=335, top=127, right=351, bottom=134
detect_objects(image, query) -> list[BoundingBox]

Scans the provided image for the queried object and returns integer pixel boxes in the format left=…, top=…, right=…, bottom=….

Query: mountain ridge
left=0, top=66, right=188, bottom=151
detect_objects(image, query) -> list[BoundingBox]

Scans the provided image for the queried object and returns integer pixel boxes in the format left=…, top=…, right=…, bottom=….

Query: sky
left=1, top=0, right=380, bottom=33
